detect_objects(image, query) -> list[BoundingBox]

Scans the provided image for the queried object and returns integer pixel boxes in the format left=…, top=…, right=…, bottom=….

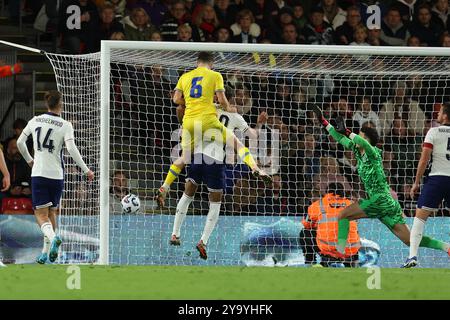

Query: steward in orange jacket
left=300, top=182, right=360, bottom=267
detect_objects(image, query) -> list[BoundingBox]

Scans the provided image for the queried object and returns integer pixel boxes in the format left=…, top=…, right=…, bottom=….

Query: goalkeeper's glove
left=312, top=105, right=329, bottom=127
left=335, top=116, right=352, bottom=137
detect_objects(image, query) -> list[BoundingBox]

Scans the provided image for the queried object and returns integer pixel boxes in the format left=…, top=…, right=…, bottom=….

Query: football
left=121, top=194, right=141, bottom=214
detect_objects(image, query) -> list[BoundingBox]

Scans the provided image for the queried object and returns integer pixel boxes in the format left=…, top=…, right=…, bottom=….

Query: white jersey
left=19, top=112, right=89, bottom=180
left=424, top=125, right=450, bottom=177
left=194, top=110, right=249, bottom=162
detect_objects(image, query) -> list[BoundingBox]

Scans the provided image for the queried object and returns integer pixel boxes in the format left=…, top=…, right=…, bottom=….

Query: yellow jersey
left=175, top=66, right=225, bottom=120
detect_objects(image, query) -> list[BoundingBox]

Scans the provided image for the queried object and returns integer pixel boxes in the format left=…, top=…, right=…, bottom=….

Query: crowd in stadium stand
left=2, top=0, right=450, bottom=217
left=9, top=0, right=450, bottom=53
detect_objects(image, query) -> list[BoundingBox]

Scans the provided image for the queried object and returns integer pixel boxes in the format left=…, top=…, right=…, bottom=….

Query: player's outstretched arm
left=312, top=105, right=354, bottom=150
left=334, top=116, right=378, bottom=157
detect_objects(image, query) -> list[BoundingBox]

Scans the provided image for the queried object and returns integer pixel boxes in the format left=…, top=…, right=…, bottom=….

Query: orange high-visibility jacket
left=302, top=193, right=360, bottom=258
left=0, top=63, right=22, bottom=78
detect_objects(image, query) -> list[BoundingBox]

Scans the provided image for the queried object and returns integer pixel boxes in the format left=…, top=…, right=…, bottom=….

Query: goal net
left=44, top=43, right=450, bottom=267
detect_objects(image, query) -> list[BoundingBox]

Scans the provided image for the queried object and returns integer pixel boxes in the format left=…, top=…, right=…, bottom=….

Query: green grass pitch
left=1, top=265, right=450, bottom=299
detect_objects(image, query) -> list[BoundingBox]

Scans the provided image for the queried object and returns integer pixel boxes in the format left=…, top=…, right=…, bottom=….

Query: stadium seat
left=1, top=197, right=33, bottom=214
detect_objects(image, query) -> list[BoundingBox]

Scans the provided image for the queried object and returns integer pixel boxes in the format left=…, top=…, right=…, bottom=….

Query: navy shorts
left=187, top=156, right=226, bottom=192
left=417, top=176, right=450, bottom=211
left=31, top=177, right=64, bottom=209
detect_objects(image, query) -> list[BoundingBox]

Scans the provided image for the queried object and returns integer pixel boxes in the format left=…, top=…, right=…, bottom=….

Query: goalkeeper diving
left=313, top=106, right=450, bottom=262
left=155, top=52, right=271, bottom=207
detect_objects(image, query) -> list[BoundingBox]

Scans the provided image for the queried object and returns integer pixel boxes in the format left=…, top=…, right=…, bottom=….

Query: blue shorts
left=187, top=156, right=226, bottom=192
left=417, top=176, right=450, bottom=211
left=31, top=177, right=64, bottom=209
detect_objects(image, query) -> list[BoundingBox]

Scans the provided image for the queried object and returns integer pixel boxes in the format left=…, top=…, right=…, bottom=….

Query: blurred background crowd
left=6, top=0, right=450, bottom=53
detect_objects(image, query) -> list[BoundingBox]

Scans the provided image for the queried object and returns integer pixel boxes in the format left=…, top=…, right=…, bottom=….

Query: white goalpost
left=2, top=40, right=450, bottom=267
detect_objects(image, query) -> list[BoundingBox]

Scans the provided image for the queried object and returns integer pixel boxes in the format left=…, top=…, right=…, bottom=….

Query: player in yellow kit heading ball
left=155, top=52, right=271, bottom=208
left=174, top=53, right=229, bottom=153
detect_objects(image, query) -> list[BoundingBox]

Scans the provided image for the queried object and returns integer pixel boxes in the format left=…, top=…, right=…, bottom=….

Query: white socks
left=201, top=202, right=221, bottom=245
left=40, top=222, right=56, bottom=242
left=172, top=193, right=193, bottom=237
left=42, top=236, right=51, bottom=254
left=409, top=217, right=425, bottom=258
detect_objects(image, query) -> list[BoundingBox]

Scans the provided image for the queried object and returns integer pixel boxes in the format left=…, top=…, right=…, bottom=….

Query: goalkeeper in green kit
left=313, top=106, right=450, bottom=258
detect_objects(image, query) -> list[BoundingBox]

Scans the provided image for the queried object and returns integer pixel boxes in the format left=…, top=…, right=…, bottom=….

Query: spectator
left=379, top=80, right=426, bottom=136
left=150, top=31, right=163, bottom=41
left=94, top=0, right=126, bottom=17
left=350, top=25, right=369, bottom=45
left=441, top=33, right=450, bottom=46
left=334, top=5, right=361, bottom=44
left=397, top=177, right=416, bottom=216
left=385, top=118, right=421, bottom=186
left=303, top=7, right=335, bottom=45
left=214, top=26, right=232, bottom=42
left=352, top=96, right=381, bottom=134
left=229, top=82, right=253, bottom=117
left=110, top=31, right=125, bottom=40
left=135, top=0, right=168, bottom=27
left=177, top=23, right=193, bottom=41
left=7, top=118, right=28, bottom=140
left=92, top=4, right=124, bottom=51
left=230, top=9, right=261, bottom=43
left=58, top=0, right=99, bottom=54
left=124, top=7, right=157, bottom=41
left=300, top=182, right=360, bottom=267
left=321, top=0, right=346, bottom=30
left=409, top=4, right=444, bottom=47
left=431, top=0, right=450, bottom=33
left=232, top=174, right=259, bottom=214
left=110, top=170, right=130, bottom=214
left=1, top=181, right=33, bottom=214
left=407, top=35, right=422, bottom=46
left=215, top=0, right=241, bottom=27
left=192, top=4, right=220, bottom=42
left=256, top=175, right=289, bottom=214
left=281, top=23, right=302, bottom=44
left=394, top=0, right=423, bottom=23
left=380, top=7, right=411, bottom=46
left=108, top=0, right=126, bottom=17
left=267, top=6, right=296, bottom=44
left=292, top=1, right=307, bottom=30
left=300, top=133, right=321, bottom=183
left=313, top=156, right=352, bottom=199
left=3, top=138, right=31, bottom=190
left=4, top=118, right=33, bottom=155
left=367, top=24, right=385, bottom=46
left=160, top=0, right=190, bottom=41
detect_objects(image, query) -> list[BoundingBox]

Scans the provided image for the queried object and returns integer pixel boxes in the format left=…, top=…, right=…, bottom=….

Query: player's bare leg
left=170, top=180, right=197, bottom=246
left=336, top=203, right=368, bottom=254
left=197, top=191, right=222, bottom=260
